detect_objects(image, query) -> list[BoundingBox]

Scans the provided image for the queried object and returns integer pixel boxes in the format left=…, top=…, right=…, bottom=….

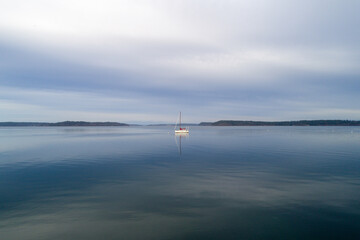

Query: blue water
left=1, top=126, right=360, bottom=239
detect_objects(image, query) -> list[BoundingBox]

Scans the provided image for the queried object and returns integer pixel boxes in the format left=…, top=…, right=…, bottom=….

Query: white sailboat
left=175, top=112, right=189, bottom=133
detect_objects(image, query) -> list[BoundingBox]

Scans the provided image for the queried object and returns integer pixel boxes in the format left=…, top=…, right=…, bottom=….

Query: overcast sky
left=0, top=0, right=359, bottom=123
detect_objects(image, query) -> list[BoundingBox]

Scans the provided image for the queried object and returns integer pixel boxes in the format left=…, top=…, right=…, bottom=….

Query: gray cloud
left=0, top=0, right=359, bottom=122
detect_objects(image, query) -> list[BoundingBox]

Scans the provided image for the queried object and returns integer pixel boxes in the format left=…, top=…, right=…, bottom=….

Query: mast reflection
left=175, top=132, right=189, bottom=155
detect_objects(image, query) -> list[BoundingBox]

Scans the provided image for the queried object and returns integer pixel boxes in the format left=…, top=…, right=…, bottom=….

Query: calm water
left=1, top=126, right=360, bottom=239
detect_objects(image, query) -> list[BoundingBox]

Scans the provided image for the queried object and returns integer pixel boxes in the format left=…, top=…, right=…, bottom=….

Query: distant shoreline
left=1, top=120, right=360, bottom=127
left=199, top=120, right=360, bottom=126
left=0, top=121, right=129, bottom=127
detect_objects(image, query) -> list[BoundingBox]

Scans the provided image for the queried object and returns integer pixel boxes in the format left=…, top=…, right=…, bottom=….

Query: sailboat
left=175, top=112, right=189, bottom=133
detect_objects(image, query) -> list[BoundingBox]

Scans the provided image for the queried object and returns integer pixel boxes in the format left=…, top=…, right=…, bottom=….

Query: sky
left=0, top=0, right=359, bottom=124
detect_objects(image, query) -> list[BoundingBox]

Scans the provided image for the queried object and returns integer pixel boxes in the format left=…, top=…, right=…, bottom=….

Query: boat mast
left=179, top=111, right=181, bottom=129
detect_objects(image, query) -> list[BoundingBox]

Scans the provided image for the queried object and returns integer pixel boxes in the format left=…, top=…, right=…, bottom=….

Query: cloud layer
left=1, top=0, right=359, bottom=123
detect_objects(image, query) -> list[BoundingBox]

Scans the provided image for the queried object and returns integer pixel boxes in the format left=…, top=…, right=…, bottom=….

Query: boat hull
left=175, top=130, right=189, bottom=133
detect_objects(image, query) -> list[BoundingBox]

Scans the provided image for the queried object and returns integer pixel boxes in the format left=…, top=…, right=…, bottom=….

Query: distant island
left=199, top=120, right=360, bottom=126
left=0, top=121, right=129, bottom=127
left=2, top=120, right=360, bottom=127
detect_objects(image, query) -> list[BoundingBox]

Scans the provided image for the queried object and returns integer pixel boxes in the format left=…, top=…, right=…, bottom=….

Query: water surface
left=1, top=126, right=360, bottom=239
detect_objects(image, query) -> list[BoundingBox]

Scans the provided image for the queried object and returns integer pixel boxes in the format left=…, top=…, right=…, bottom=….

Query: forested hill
left=0, top=121, right=129, bottom=126
left=199, top=120, right=360, bottom=126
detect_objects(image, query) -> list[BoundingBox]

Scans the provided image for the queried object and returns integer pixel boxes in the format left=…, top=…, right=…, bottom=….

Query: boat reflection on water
left=175, top=132, right=189, bottom=155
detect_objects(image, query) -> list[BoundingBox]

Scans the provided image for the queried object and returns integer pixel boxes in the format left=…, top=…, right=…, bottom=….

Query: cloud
left=0, top=0, right=359, bottom=122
